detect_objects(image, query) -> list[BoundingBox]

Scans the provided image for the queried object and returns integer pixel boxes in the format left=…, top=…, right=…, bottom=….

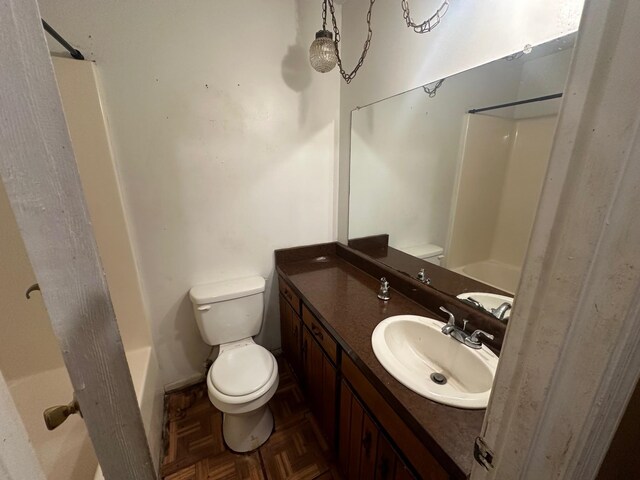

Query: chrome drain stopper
left=430, top=372, right=447, bottom=385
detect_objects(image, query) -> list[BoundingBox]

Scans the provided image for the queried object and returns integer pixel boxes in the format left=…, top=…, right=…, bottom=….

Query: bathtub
left=453, top=259, right=520, bottom=294
left=7, top=346, right=162, bottom=480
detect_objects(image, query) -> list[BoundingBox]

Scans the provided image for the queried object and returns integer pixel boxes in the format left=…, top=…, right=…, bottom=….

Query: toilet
left=400, top=243, right=445, bottom=266
left=189, top=276, right=278, bottom=453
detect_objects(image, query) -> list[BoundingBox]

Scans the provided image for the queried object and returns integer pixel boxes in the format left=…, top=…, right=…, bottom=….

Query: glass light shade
left=309, top=30, right=337, bottom=73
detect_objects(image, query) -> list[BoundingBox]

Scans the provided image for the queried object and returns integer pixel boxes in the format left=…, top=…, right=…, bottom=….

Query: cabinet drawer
left=278, top=277, right=300, bottom=314
left=302, top=304, right=337, bottom=364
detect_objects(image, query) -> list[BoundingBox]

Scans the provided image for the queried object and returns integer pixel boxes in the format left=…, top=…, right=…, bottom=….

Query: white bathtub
left=7, top=346, right=162, bottom=480
left=453, top=259, right=521, bottom=294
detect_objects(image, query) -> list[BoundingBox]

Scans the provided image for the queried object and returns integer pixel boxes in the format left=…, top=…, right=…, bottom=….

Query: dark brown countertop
left=276, top=251, right=485, bottom=478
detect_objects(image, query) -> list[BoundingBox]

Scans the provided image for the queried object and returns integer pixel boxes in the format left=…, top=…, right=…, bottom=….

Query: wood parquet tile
left=161, top=357, right=340, bottom=480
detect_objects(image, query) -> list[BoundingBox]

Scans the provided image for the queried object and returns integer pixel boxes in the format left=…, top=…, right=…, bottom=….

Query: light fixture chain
left=423, top=78, right=445, bottom=98
left=401, top=0, right=449, bottom=34
left=328, top=0, right=376, bottom=84
left=322, top=0, right=328, bottom=31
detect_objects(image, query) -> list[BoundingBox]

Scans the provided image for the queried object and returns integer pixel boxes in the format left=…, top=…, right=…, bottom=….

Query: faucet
left=377, top=277, right=391, bottom=301
left=439, top=306, right=493, bottom=349
left=439, top=306, right=457, bottom=335
left=417, top=268, right=431, bottom=285
left=491, top=302, right=511, bottom=321
left=462, top=297, right=512, bottom=323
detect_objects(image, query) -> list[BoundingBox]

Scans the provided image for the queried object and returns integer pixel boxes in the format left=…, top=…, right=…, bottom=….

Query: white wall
left=337, top=0, right=585, bottom=241
left=37, top=0, right=341, bottom=386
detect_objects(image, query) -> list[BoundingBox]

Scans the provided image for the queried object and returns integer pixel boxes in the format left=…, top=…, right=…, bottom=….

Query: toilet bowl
left=205, top=338, right=279, bottom=452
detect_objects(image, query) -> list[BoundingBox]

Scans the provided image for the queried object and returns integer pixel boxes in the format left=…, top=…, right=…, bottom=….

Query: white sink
left=371, top=315, right=498, bottom=409
left=457, top=292, right=513, bottom=319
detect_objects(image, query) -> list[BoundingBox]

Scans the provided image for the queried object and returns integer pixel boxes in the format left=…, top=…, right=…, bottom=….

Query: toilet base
left=222, top=404, right=274, bottom=453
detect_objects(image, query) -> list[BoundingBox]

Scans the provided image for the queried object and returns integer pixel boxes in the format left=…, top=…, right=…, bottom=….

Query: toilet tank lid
left=400, top=243, right=444, bottom=259
left=190, top=276, right=265, bottom=304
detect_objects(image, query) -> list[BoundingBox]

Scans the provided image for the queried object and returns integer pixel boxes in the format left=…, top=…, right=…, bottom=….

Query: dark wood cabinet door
left=303, top=326, right=322, bottom=409
left=339, top=380, right=368, bottom=479
left=394, top=463, right=416, bottom=480
left=279, top=295, right=302, bottom=379
left=376, top=433, right=398, bottom=480
left=339, top=380, right=418, bottom=480
left=302, top=326, right=337, bottom=449
left=289, top=310, right=303, bottom=380
left=279, top=295, right=292, bottom=360
left=360, top=413, right=380, bottom=479
left=321, top=354, right=336, bottom=448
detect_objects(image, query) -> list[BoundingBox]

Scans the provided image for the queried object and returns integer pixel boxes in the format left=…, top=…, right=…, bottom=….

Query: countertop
left=276, top=251, right=485, bottom=478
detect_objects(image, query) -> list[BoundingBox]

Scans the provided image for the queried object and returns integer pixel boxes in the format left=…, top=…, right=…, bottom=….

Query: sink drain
left=430, top=372, right=447, bottom=385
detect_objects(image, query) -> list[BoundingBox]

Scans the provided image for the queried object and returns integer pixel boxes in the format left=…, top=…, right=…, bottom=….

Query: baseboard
left=163, top=373, right=205, bottom=394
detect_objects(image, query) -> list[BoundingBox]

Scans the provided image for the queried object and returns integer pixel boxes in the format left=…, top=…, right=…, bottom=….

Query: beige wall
left=52, top=57, right=151, bottom=352
left=492, top=115, right=557, bottom=267
left=0, top=185, right=63, bottom=381
left=447, top=114, right=557, bottom=279
left=0, top=57, right=160, bottom=478
left=0, top=59, right=151, bottom=383
left=446, top=115, right=513, bottom=269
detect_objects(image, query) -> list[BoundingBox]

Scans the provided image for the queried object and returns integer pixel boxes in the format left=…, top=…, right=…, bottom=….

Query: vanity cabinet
left=278, top=274, right=452, bottom=479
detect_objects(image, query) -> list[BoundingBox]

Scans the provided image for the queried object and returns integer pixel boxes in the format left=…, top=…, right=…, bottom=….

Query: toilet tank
left=400, top=244, right=444, bottom=266
left=189, top=276, right=265, bottom=346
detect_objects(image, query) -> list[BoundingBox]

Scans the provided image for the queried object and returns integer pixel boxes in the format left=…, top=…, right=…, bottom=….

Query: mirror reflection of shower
left=348, top=33, right=576, bottom=296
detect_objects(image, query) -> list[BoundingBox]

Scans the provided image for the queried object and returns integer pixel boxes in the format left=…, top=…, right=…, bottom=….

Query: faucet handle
left=377, top=277, right=391, bottom=301
left=417, top=268, right=432, bottom=285
left=466, top=329, right=495, bottom=349
left=439, top=306, right=455, bottom=326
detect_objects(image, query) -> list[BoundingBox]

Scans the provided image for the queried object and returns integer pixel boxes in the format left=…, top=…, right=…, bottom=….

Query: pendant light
left=309, top=0, right=450, bottom=84
left=309, top=0, right=337, bottom=73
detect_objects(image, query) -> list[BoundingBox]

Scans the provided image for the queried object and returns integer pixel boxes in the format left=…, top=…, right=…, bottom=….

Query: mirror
left=348, top=34, right=575, bottom=311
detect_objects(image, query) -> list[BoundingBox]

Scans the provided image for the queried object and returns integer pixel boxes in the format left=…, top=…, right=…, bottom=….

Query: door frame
left=473, top=0, right=640, bottom=478
left=0, top=0, right=155, bottom=478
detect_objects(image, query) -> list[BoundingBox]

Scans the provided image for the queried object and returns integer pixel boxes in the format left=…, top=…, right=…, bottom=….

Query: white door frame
left=0, top=0, right=155, bottom=478
left=473, top=0, right=640, bottom=478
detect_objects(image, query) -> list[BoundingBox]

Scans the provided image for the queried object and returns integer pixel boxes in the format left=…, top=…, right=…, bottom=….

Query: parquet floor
left=161, top=357, right=340, bottom=480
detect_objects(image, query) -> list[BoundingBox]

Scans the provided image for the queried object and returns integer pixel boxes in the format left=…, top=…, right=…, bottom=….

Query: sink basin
left=457, top=292, right=513, bottom=319
left=371, top=315, right=498, bottom=409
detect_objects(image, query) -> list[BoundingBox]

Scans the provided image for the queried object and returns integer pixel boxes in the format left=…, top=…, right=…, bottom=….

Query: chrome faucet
left=462, top=296, right=483, bottom=310
left=491, top=302, right=512, bottom=321
left=439, top=306, right=457, bottom=335
left=465, top=329, right=495, bottom=349
left=377, top=277, right=391, bottom=301
left=462, top=297, right=512, bottom=323
left=417, top=268, right=431, bottom=285
left=439, top=306, right=493, bottom=349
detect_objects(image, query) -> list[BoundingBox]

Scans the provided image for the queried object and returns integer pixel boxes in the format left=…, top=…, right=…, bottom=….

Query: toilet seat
left=207, top=342, right=278, bottom=406
left=212, top=344, right=274, bottom=397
